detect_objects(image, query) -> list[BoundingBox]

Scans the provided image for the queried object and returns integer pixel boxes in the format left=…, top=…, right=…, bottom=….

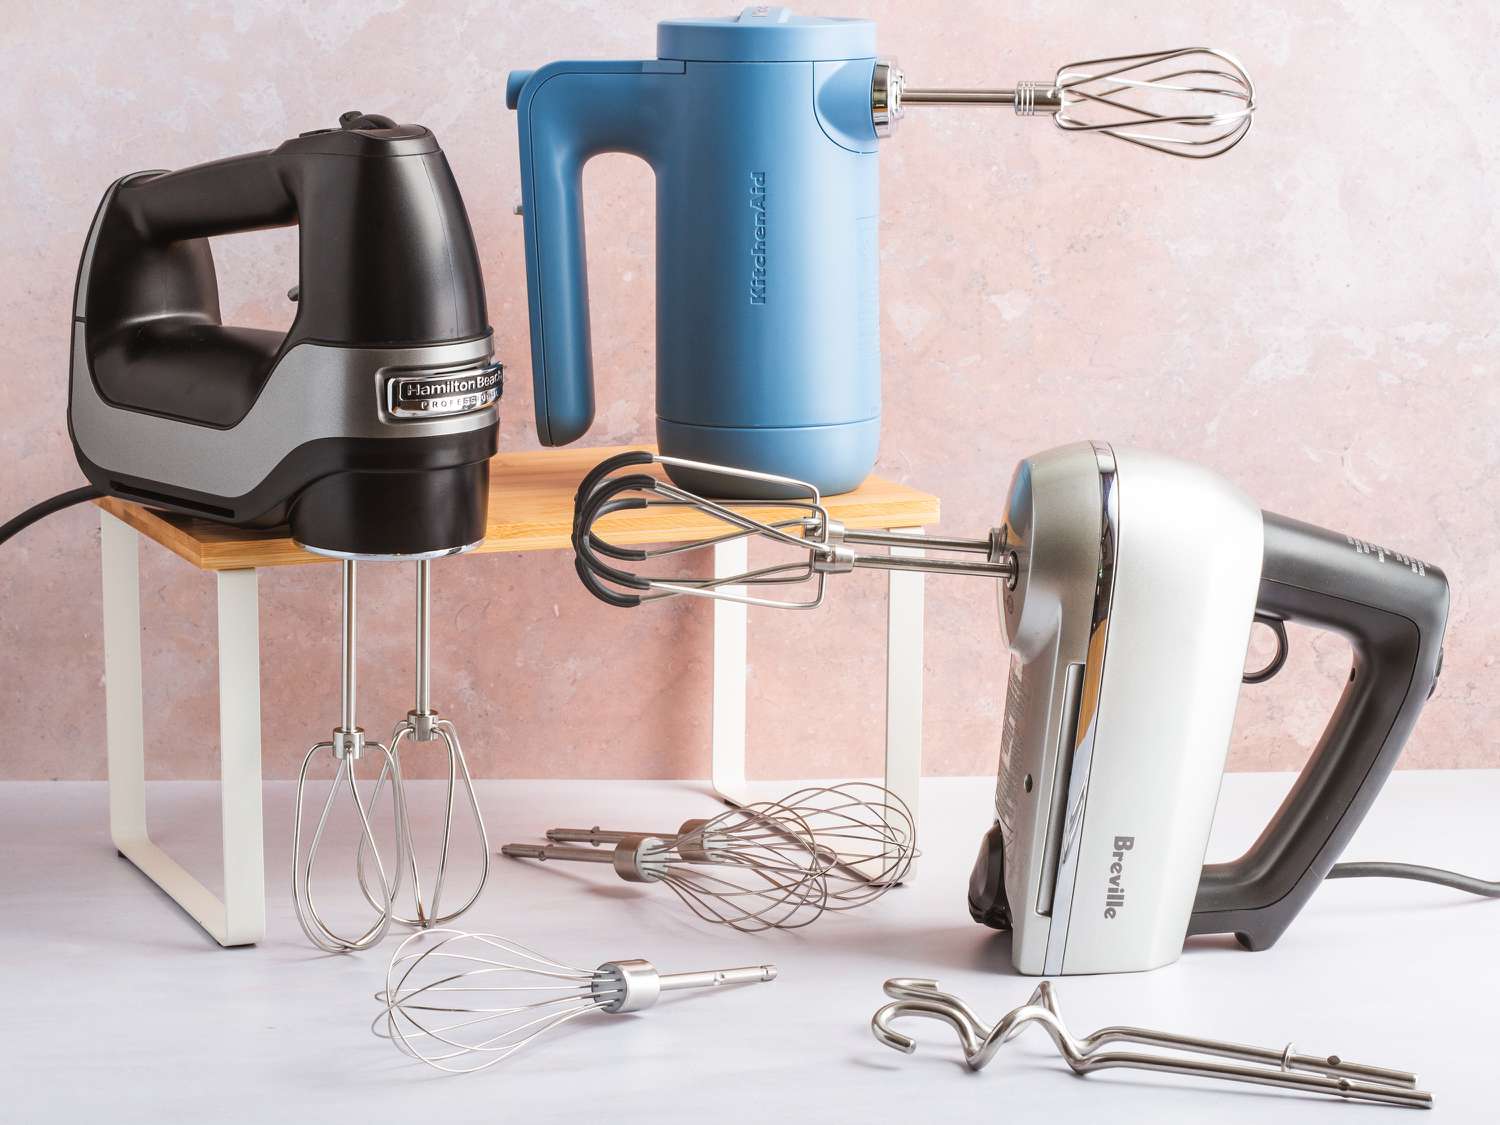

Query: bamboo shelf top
left=96, top=445, right=941, bottom=571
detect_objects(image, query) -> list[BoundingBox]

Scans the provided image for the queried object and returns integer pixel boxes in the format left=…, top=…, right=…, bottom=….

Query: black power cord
left=1328, top=861, right=1500, bottom=897
left=0, top=485, right=103, bottom=547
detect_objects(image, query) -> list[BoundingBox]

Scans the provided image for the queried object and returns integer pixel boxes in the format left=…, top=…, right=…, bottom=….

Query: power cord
left=1328, top=861, right=1500, bottom=898
left=0, top=485, right=103, bottom=546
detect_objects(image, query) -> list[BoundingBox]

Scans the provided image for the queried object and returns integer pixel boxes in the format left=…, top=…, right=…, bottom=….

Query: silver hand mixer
left=873, top=47, right=1255, bottom=158
left=293, top=559, right=489, bottom=953
left=378, top=929, right=776, bottom=1074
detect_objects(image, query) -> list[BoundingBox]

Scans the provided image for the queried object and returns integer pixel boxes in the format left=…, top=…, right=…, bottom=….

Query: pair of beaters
left=573, top=443, right=1450, bottom=974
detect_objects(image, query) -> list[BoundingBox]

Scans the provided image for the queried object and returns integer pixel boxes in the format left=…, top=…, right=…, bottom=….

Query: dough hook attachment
left=876, top=47, right=1255, bottom=158
left=871, top=979, right=1432, bottom=1109
left=571, top=450, right=1016, bottom=610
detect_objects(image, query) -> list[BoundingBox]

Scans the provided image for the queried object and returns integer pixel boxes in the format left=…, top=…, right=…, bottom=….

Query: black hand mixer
left=67, top=111, right=498, bottom=950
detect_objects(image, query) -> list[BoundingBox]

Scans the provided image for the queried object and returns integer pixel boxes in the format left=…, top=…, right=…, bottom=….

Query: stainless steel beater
left=572, top=451, right=1017, bottom=611
left=872, top=47, right=1255, bottom=158
left=293, top=559, right=490, bottom=953
left=871, top=978, right=1432, bottom=1109
left=292, top=560, right=404, bottom=953
left=503, top=802, right=833, bottom=931
left=356, top=559, right=490, bottom=929
left=378, top=929, right=777, bottom=1073
left=544, top=781, right=918, bottom=908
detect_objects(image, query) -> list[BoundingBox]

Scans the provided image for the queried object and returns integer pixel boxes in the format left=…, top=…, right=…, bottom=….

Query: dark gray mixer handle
left=1188, top=512, right=1449, bottom=950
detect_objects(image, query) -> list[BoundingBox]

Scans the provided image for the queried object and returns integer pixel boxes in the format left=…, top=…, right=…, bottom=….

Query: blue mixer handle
left=507, top=62, right=682, bottom=446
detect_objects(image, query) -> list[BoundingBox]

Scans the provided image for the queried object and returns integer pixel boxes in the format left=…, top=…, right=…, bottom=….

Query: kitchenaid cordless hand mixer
left=507, top=8, right=1252, bottom=497
left=65, top=111, right=499, bottom=951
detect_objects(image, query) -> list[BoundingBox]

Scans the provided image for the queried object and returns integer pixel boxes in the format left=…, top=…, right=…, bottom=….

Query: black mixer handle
left=1188, top=512, right=1449, bottom=950
left=78, top=113, right=488, bottom=428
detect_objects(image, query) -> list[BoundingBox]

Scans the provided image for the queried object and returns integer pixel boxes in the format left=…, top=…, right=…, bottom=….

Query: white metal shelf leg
left=101, top=510, right=265, bottom=946
left=709, top=536, right=749, bottom=805
left=216, top=567, right=264, bottom=944
left=885, top=527, right=926, bottom=879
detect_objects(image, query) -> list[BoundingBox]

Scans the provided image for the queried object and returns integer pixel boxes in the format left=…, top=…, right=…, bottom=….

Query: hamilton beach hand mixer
left=61, top=109, right=500, bottom=951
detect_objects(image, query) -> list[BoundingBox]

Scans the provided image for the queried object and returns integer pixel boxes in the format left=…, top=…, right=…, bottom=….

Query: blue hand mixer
left=508, top=8, right=1253, bottom=496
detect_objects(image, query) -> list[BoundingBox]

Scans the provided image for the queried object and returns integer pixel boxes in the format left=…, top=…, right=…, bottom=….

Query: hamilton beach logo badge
left=386, top=364, right=503, bottom=420
left=1103, top=835, right=1133, bottom=918
left=749, top=171, right=767, bottom=305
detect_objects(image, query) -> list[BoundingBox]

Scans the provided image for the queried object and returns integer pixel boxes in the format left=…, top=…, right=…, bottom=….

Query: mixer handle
left=1188, top=512, right=1450, bottom=950
left=78, top=111, right=487, bottom=401
left=508, top=63, right=679, bottom=447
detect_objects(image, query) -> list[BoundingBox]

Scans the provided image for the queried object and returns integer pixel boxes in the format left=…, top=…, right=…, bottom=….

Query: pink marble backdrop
left=1, top=2, right=1495, bottom=781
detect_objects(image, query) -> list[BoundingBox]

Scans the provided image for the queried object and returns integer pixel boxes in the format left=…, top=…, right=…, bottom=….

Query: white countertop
left=5, top=772, right=1497, bottom=1122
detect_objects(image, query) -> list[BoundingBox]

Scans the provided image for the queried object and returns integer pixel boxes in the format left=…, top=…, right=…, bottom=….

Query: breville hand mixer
left=508, top=8, right=1252, bottom=497
left=67, top=111, right=500, bottom=950
left=571, top=446, right=1458, bottom=973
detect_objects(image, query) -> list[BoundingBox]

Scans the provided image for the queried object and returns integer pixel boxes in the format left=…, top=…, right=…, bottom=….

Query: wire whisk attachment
left=504, top=803, right=833, bottom=931
left=871, top=979, right=1432, bottom=1109
left=878, top=47, right=1255, bottom=159
left=544, top=782, right=918, bottom=909
left=378, top=929, right=776, bottom=1074
left=572, top=450, right=1014, bottom=611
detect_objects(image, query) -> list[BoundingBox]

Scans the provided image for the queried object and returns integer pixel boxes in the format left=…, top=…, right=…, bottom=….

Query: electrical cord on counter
left=0, top=485, right=102, bottom=547
left=1328, top=861, right=1500, bottom=897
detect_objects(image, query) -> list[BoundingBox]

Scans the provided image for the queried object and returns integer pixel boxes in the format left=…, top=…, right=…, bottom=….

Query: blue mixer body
left=507, top=8, right=882, bottom=496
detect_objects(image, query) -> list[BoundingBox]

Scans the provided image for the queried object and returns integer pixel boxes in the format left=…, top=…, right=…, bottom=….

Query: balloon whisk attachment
left=377, top=929, right=776, bottom=1073
left=877, top=47, right=1255, bottom=158
left=543, top=782, right=918, bottom=909
left=504, top=802, right=833, bottom=931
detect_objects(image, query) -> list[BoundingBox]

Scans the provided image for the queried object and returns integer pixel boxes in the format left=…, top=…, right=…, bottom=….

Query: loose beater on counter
left=871, top=978, right=1432, bottom=1109
left=503, top=802, right=832, bottom=931
left=377, top=929, right=776, bottom=1074
left=543, top=782, right=918, bottom=909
